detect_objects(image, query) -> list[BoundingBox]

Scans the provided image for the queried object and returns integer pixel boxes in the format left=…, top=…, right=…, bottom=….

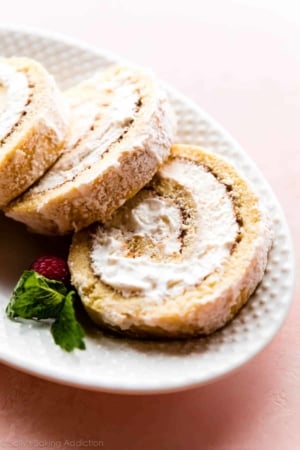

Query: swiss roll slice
left=68, top=145, right=273, bottom=338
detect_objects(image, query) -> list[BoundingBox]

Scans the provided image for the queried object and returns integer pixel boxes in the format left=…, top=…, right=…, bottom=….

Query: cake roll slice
left=0, top=57, right=68, bottom=208
left=68, top=144, right=273, bottom=338
left=5, top=65, right=175, bottom=235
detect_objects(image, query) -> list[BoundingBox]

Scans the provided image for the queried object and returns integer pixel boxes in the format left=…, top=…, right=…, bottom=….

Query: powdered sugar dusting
left=0, top=62, right=29, bottom=142
left=30, top=74, right=140, bottom=193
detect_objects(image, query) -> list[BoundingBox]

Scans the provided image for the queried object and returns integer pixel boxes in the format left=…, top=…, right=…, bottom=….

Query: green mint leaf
left=51, top=291, right=86, bottom=352
left=6, top=271, right=86, bottom=353
left=6, top=270, right=67, bottom=320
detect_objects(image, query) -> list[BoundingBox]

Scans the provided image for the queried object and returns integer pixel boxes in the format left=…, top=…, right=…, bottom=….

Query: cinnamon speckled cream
left=91, top=160, right=239, bottom=300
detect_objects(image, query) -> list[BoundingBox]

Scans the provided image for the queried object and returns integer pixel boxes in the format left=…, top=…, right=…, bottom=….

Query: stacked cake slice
left=5, top=65, right=175, bottom=234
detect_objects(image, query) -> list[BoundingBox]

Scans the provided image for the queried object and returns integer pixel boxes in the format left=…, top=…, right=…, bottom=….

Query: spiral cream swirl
left=91, top=158, right=239, bottom=300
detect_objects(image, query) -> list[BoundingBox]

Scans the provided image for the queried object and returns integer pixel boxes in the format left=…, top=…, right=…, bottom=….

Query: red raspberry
left=30, top=255, right=70, bottom=285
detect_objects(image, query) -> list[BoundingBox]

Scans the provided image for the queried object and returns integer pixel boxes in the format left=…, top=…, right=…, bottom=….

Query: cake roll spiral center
left=91, top=158, right=240, bottom=300
left=108, top=194, right=183, bottom=257
left=0, top=63, right=29, bottom=143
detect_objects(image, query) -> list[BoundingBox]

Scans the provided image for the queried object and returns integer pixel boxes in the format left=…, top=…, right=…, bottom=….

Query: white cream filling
left=31, top=78, right=140, bottom=193
left=91, top=160, right=239, bottom=301
left=0, top=63, right=29, bottom=142
left=108, top=196, right=183, bottom=256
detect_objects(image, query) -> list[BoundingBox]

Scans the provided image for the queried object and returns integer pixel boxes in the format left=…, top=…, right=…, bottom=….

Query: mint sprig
left=51, top=291, right=85, bottom=352
left=6, top=270, right=85, bottom=352
left=6, top=271, right=67, bottom=319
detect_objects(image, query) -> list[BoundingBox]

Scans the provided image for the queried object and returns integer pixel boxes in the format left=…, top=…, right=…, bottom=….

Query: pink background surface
left=0, top=1, right=299, bottom=449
